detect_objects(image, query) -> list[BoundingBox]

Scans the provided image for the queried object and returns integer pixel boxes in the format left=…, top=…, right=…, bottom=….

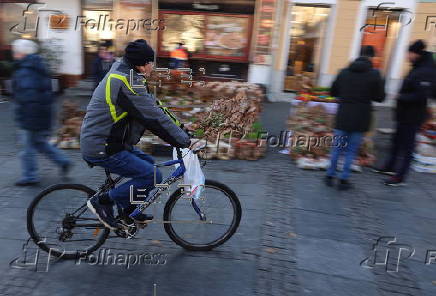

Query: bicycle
left=27, top=147, right=242, bottom=259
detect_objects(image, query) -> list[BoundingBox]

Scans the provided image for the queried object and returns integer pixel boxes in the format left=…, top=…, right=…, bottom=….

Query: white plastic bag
left=173, top=148, right=205, bottom=200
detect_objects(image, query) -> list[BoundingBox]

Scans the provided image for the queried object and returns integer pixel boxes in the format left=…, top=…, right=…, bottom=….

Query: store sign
left=252, top=0, right=276, bottom=65
left=192, top=3, right=219, bottom=11
left=49, top=14, right=69, bottom=30
left=159, top=2, right=254, bottom=14
left=83, top=0, right=113, bottom=10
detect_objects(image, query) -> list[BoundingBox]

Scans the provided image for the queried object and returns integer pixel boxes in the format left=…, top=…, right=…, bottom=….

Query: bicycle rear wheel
left=163, top=179, right=241, bottom=251
left=27, top=184, right=110, bottom=259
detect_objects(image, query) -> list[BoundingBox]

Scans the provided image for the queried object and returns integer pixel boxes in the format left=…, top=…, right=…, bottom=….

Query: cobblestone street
left=0, top=99, right=435, bottom=296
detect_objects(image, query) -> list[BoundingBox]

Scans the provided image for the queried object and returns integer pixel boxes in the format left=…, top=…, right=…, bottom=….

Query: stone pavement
left=0, top=97, right=435, bottom=296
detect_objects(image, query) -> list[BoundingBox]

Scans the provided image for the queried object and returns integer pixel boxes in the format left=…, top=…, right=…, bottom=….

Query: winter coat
left=395, top=51, right=436, bottom=126
left=12, top=54, right=53, bottom=131
left=330, top=57, right=385, bottom=132
left=92, top=55, right=114, bottom=87
left=80, top=58, right=190, bottom=158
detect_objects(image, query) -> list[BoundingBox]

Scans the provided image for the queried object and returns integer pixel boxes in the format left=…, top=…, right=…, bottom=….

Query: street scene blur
left=0, top=0, right=436, bottom=295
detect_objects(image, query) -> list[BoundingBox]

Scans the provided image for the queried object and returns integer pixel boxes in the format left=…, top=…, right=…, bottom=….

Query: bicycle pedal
left=114, top=220, right=138, bottom=238
left=135, top=222, right=149, bottom=229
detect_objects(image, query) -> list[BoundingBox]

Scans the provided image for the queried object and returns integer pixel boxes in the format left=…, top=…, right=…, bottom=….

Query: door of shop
left=283, top=5, right=330, bottom=92
left=360, top=8, right=403, bottom=77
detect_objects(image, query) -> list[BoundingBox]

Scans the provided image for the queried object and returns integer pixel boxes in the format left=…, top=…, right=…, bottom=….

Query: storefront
left=157, top=0, right=255, bottom=80
left=349, top=0, right=417, bottom=100
left=81, top=0, right=155, bottom=77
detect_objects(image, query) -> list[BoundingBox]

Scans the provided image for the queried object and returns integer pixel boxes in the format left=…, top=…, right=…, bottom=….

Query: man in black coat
left=374, top=40, right=436, bottom=186
left=11, top=39, right=71, bottom=186
left=326, top=46, right=385, bottom=190
left=92, top=46, right=115, bottom=88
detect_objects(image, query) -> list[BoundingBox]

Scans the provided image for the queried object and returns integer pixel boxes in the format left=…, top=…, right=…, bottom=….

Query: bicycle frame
left=129, top=149, right=186, bottom=217
left=96, top=147, right=205, bottom=221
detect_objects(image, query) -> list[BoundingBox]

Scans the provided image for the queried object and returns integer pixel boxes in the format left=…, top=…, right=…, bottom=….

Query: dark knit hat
left=360, top=45, right=375, bottom=58
left=125, top=39, right=154, bottom=66
left=408, top=40, right=426, bottom=55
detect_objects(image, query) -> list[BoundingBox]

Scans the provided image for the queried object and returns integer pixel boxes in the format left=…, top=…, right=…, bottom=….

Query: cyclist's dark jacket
left=80, top=57, right=190, bottom=158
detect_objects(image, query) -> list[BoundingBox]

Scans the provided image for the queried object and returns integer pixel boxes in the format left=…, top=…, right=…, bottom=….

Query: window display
left=158, top=11, right=251, bottom=62
left=284, top=5, right=330, bottom=91
left=205, top=16, right=249, bottom=57
left=160, top=13, right=205, bottom=54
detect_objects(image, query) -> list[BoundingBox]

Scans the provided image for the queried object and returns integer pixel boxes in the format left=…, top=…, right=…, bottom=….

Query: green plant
left=246, top=132, right=259, bottom=140
left=312, top=87, right=330, bottom=92
left=194, top=128, right=204, bottom=138
left=251, top=121, right=263, bottom=133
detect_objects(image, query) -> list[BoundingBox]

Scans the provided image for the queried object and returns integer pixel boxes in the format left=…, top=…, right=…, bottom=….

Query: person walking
left=325, top=46, right=385, bottom=190
left=374, top=40, right=436, bottom=186
left=11, top=39, right=71, bottom=186
left=169, top=42, right=188, bottom=69
left=92, top=46, right=115, bottom=88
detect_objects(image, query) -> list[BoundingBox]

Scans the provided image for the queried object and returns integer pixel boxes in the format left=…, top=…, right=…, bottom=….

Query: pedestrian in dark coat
left=375, top=40, right=436, bottom=186
left=92, top=46, right=114, bottom=88
left=325, top=46, right=385, bottom=190
left=11, top=39, right=71, bottom=186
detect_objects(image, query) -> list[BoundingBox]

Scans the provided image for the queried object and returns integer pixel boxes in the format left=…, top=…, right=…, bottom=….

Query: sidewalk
left=0, top=99, right=435, bottom=296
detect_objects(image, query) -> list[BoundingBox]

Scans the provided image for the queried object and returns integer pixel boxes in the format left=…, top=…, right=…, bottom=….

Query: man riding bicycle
left=80, top=39, right=190, bottom=230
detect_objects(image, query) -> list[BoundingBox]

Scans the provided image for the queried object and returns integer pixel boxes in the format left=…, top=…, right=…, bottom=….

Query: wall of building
left=37, top=0, right=83, bottom=86
left=326, top=0, right=360, bottom=83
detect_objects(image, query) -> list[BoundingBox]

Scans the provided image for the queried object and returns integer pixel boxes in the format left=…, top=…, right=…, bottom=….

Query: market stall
left=285, top=89, right=375, bottom=170
left=413, top=107, right=436, bottom=173
left=55, top=78, right=266, bottom=161
left=138, top=78, right=266, bottom=160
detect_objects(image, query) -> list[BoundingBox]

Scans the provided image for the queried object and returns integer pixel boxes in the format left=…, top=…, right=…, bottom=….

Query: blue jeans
left=84, top=147, right=162, bottom=209
left=327, top=130, right=363, bottom=180
left=20, top=130, right=70, bottom=182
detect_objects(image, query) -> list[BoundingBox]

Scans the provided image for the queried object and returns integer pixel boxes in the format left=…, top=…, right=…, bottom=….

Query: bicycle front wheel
left=163, top=179, right=241, bottom=251
left=27, top=184, right=110, bottom=259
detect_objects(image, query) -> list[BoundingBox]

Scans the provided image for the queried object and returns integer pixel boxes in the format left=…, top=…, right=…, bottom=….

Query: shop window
left=158, top=11, right=252, bottom=62
left=81, top=0, right=154, bottom=77
left=284, top=5, right=330, bottom=92
left=160, top=13, right=206, bottom=54
left=360, top=8, right=402, bottom=75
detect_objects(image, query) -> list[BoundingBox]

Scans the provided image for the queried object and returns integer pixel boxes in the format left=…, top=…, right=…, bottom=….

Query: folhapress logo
left=361, top=236, right=415, bottom=273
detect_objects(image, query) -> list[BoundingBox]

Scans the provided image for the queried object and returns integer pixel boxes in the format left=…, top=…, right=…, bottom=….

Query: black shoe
left=324, top=176, right=335, bottom=187
left=384, top=176, right=406, bottom=187
left=61, top=163, right=72, bottom=178
left=15, top=180, right=39, bottom=186
left=372, top=167, right=395, bottom=176
left=87, top=193, right=118, bottom=230
left=129, top=209, right=154, bottom=224
left=338, top=179, right=353, bottom=190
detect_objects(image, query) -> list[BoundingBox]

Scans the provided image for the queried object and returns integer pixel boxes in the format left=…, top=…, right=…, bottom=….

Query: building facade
left=251, top=0, right=436, bottom=102
left=0, top=0, right=435, bottom=99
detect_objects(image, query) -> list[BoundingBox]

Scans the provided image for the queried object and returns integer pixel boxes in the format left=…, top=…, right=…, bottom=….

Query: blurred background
left=0, top=0, right=434, bottom=100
